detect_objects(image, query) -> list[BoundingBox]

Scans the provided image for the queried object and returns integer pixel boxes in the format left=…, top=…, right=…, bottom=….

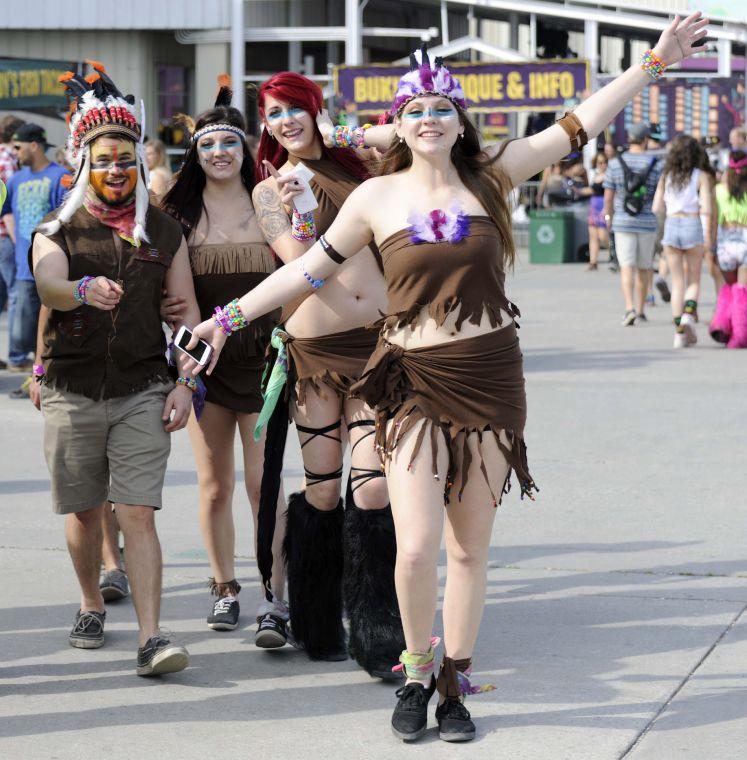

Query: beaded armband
left=176, top=376, right=197, bottom=392
left=332, top=124, right=371, bottom=149
left=73, top=275, right=95, bottom=305
left=640, top=49, right=666, bottom=81
left=213, top=298, right=248, bottom=336
left=292, top=210, right=316, bottom=241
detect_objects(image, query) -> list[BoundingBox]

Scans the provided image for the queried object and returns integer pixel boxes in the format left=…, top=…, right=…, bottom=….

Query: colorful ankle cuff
left=437, top=655, right=496, bottom=699
left=392, top=636, right=441, bottom=679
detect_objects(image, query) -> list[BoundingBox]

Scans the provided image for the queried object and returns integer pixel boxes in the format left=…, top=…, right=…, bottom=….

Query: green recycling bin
left=529, top=209, right=574, bottom=263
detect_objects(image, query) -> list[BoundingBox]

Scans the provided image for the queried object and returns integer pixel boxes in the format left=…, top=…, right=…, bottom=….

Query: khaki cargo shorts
left=41, top=381, right=173, bottom=515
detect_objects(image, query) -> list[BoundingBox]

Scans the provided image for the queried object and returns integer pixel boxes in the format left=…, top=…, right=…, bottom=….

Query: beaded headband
left=192, top=123, right=247, bottom=143
left=389, top=44, right=467, bottom=116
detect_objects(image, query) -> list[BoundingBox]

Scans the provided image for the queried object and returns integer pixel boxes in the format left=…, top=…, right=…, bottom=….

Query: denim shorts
left=717, top=227, right=747, bottom=271
left=661, top=216, right=704, bottom=250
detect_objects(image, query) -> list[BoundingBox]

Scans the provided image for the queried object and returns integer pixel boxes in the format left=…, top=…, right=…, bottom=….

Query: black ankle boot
left=343, top=500, right=405, bottom=680
left=283, top=491, right=347, bottom=661
left=391, top=675, right=436, bottom=741
left=435, top=698, right=476, bottom=742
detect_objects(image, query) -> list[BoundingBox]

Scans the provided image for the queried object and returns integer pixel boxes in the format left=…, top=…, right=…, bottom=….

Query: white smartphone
left=174, top=325, right=213, bottom=366
left=263, top=159, right=318, bottom=214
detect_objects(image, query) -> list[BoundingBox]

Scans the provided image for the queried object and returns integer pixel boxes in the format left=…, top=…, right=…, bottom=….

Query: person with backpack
left=603, top=122, right=663, bottom=325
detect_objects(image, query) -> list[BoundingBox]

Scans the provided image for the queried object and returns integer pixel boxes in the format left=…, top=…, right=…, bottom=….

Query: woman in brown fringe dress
left=186, top=17, right=709, bottom=742
left=162, top=88, right=291, bottom=641
left=250, top=71, right=404, bottom=676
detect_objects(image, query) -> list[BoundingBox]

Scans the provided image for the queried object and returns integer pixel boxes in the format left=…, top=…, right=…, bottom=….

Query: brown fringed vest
left=31, top=205, right=182, bottom=400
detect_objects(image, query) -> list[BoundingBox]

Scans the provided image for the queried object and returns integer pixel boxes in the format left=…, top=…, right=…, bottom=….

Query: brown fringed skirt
left=284, top=325, right=380, bottom=404
left=350, top=323, right=537, bottom=505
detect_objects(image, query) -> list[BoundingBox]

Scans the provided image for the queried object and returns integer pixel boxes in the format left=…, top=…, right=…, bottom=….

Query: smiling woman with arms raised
left=186, top=14, right=710, bottom=742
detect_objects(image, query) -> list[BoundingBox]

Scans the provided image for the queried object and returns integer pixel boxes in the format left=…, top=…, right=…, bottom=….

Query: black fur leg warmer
left=283, top=491, right=346, bottom=660
left=343, top=501, right=406, bottom=678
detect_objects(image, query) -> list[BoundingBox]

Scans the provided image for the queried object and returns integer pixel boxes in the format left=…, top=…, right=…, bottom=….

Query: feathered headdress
left=389, top=44, right=467, bottom=116
left=39, top=61, right=149, bottom=244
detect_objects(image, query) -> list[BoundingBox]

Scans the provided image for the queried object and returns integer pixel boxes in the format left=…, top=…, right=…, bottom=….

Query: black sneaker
left=655, top=277, right=672, bottom=303
left=136, top=635, right=189, bottom=677
left=436, top=697, right=476, bottom=742
left=636, top=313, right=648, bottom=324
left=100, top=568, right=129, bottom=602
left=391, top=675, right=436, bottom=742
left=207, top=595, right=239, bottom=631
left=255, top=613, right=288, bottom=648
left=69, top=609, right=106, bottom=649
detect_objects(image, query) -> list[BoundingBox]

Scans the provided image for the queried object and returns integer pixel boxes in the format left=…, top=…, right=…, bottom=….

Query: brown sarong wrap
left=350, top=324, right=537, bottom=505
left=281, top=325, right=379, bottom=405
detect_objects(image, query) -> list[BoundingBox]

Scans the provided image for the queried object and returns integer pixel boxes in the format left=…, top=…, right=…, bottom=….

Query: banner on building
left=610, top=77, right=745, bottom=146
left=0, top=58, right=78, bottom=115
left=334, top=60, right=589, bottom=114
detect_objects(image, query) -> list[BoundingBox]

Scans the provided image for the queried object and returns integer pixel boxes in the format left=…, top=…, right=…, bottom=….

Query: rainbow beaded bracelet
left=73, top=275, right=95, bottom=305
left=640, top=49, right=666, bottom=81
left=292, top=210, right=316, bottom=241
left=332, top=124, right=371, bottom=149
left=213, top=298, right=248, bottom=336
left=176, top=376, right=198, bottom=392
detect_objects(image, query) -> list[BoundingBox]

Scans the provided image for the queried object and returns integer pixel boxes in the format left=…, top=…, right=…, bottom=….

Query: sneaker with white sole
left=255, top=613, right=288, bottom=648
left=680, top=313, right=697, bottom=345
left=621, top=310, right=637, bottom=326
left=100, top=568, right=129, bottom=601
left=673, top=331, right=687, bottom=349
left=207, top=595, right=239, bottom=631
left=136, top=635, right=189, bottom=676
left=69, top=609, right=106, bottom=649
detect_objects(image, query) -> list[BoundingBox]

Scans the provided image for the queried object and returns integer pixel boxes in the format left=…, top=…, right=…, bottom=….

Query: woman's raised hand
left=316, top=109, right=335, bottom=148
left=184, top=318, right=227, bottom=377
left=653, top=12, right=710, bottom=67
left=262, top=159, right=305, bottom=209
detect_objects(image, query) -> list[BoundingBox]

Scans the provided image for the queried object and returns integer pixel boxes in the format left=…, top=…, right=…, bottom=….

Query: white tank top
left=664, top=169, right=700, bottom=215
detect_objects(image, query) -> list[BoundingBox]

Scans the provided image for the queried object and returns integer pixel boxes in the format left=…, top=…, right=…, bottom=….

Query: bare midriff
left=385, top=305, right=514, bottom=350
left=285, top=246, right=388, bottom=338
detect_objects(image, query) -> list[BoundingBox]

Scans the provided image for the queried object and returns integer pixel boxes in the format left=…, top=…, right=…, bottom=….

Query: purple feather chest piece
left=407, top=206, right=471, bottom=244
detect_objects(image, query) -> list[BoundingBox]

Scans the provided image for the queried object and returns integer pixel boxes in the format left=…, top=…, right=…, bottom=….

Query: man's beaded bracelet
left=332, top=124, right=371, bottom=149
left=213, top=298, right=248, bottom=336
left=73, top=276, right=95, bottom=305
left=640, top=49, right=666, bottom=81
left=176, top=376, right=197, bottom=392
left=292, top=210, right=316, bottom=241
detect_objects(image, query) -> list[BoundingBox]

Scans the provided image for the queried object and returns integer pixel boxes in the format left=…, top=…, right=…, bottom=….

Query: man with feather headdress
left=29, top=62, right=201, bottom=677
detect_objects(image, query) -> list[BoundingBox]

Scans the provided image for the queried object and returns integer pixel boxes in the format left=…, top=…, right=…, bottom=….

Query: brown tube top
left=189, top=242, right=279, bottom=359
left=378, top=216, right=518, bottom=331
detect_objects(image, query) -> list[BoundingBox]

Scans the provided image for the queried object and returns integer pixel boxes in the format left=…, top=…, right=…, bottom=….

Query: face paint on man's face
left=89, top=143, right=138, bottom=204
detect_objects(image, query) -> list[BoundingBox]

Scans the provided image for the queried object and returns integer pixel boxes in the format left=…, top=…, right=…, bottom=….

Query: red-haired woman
left=249, top=71, right=404, bottom=677
left=187, top=16, right=708, bottom=742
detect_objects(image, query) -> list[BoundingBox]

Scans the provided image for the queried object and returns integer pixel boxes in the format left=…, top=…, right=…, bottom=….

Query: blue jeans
left=8, top=279, right=40, bottom=366
left=0, top=235, right=15, bottom=314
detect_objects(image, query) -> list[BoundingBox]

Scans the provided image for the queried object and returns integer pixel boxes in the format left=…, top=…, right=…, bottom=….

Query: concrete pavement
left=1, top=258, right=745, bottom=759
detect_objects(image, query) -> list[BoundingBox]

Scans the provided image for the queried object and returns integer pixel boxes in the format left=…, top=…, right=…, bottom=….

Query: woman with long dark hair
left=652, top=133, right=713, bottom=347
left=161, top=88, right=290, bottom=640
left=709, top=148, right=747, bottom=347
left=185, top=16, right=708, bottom=741
left=248, top=71, right=404, bottom=677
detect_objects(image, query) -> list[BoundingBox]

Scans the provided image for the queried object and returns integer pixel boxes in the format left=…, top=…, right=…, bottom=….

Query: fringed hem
left=382, top=296, right=521, bottom=333
left=294, top=371, right=357, bottom=406
left=189, top=243, right=276, bottom=276
left=374, top=401, right=537, bottom=507
left=43, top=369, right=172, bottom=401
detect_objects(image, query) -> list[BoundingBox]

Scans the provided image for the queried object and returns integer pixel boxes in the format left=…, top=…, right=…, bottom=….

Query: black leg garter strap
left=347, top=419, right=385, bottom=495
left=296, top=419, right=344, bottom=486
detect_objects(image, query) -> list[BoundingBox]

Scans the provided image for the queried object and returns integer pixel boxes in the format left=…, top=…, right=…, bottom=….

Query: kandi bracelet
left=73, top=275, right=95, bottom=305
left=640, top=49, right=666, bottom=81
left=213, top=298, right=248, bottom=336
left=292, top=210, right=316, bottom=241
left=176, top=376, right=198, bottom=392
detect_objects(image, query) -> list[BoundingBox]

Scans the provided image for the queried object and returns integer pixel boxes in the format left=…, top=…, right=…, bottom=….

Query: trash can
left=529, top=209, right=574, bottom=264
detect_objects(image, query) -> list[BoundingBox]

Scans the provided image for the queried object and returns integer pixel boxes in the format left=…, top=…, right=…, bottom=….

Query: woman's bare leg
left=187, top=402, right=238, bottom=586
left=386, top=421, right=449, bottom=684
left=665, top=246, right=685, bottom=319
left=588, top=226, right=599, bottom=267
left=683, top=246, right=704, bottom=304
left=343, top=396, right=389, bottom=510
left=442, top=431, right=511, bottom=661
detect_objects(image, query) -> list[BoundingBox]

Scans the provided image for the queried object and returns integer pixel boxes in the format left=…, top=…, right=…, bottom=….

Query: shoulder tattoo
left=254, top=185, right=290, bottom=244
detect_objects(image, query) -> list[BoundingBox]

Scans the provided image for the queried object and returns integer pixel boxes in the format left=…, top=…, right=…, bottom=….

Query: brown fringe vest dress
left=351, top=216, right=537, bottom=505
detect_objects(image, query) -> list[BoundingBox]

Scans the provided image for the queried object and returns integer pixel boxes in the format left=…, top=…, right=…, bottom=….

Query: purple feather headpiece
left=389, top=44, right=468, bottom=116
